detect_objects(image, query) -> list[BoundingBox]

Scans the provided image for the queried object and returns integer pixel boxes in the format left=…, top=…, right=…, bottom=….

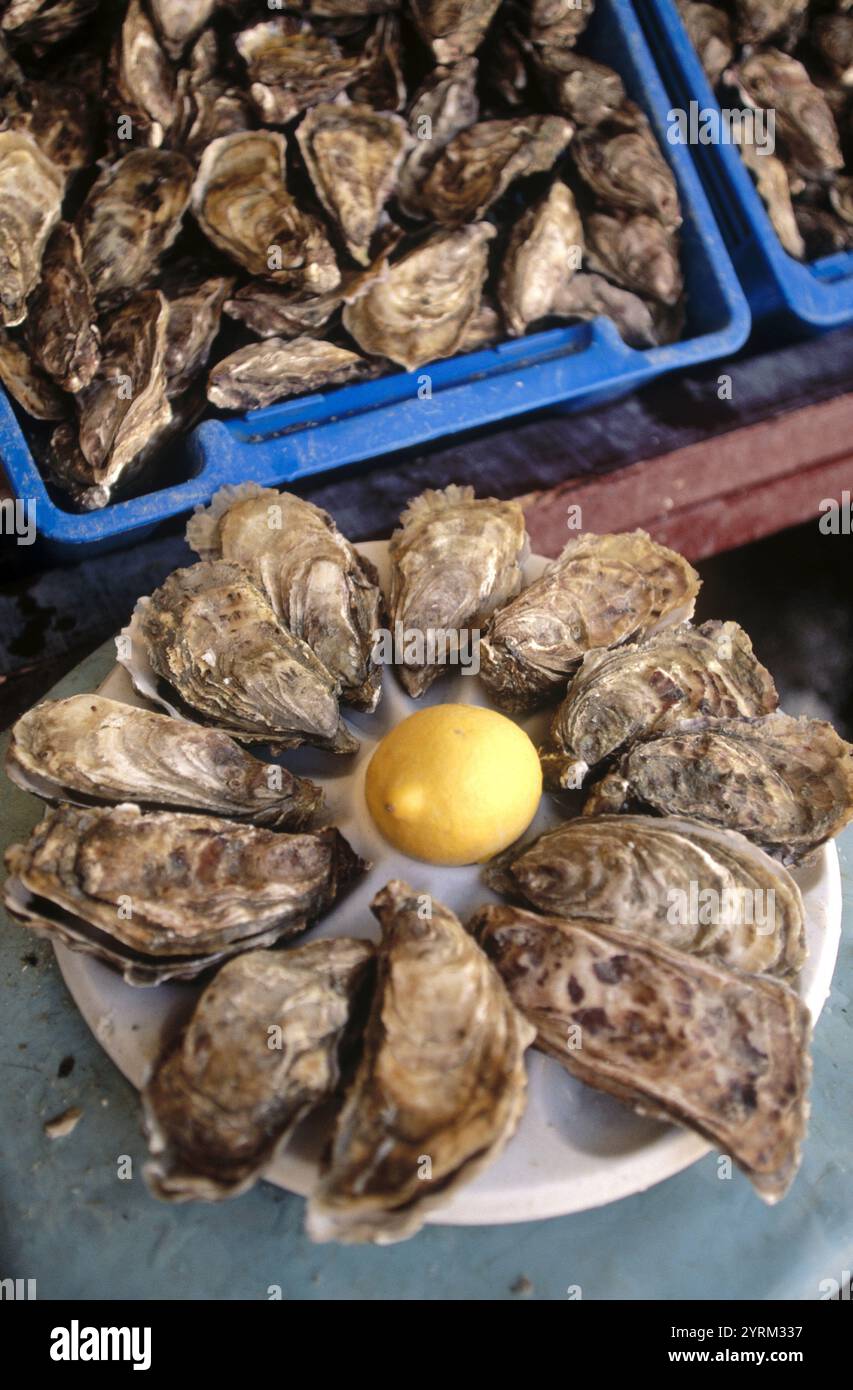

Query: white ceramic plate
left=53, top=543, right=842, bottom=1224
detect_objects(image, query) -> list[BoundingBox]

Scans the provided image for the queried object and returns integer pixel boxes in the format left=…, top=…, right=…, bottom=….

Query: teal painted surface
left=1, top=642, right=850, bottom=1302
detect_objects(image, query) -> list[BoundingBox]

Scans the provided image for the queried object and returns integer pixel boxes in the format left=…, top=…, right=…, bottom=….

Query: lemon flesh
left=365, top=704, right=542, bottom=866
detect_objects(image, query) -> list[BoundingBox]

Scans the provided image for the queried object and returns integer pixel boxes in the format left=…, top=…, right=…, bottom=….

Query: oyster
left=479, top=531, right=701, bottom=713
left=307, top=881, right=535, bottom=1245
left=349, top=13, right=406, bottom=112
left=342, top=223, right=495, bottom=370
left=458, top=294, right=501, bottom=350
left=0, top=78, right=96, bottom=174
left=6, top=694, right=322, bottom=829
left=585, top=713, right=853, bottom=863
left=296, top=103, right=410, bottom=266
left=222, top=250, right=393, bottom=339
left=737, top=138, right=806, bottom=259
left=207, top=336, right=370, bottom=411
left=676, top=0, right=734, bottom=87
left=551, top=272, right=678, bottom=348
left=409, top=0, right=502, bottom=64
left=388, top=484, right=528, bottom=697
left=124, top=560, right=358, bottom=753
left=484, top=814, right=805, bottom=977
left=143, top=940, right=375, bottom=1201
left=396, top=59, right=479, bottom=219
left=162, top=272, right=233, bottom=400
left=187, top=485, right=384, bottom=712
left=727, top=51, right=844, bottom=179
left=830, top=176, right=853, bottom=228
left=235, top=17, right=367, bottom=125
left=0, top=131, right=63, bottom=327
left=191, top=131, right=340, bottom=294
left=151, top=0, right=217, bottom=61
left=529, top=0, right=596, bottom=48
left=0, top=329, right=67, bottom=420
left=1, top=0, right=99, bottom=47
left=794, top=202, right=853, bottom=257
left=25, top=223, right=100, bottom=393
left=814, top=13, right=853, bottom=86
left=112, top=0, right=179, bottom=150
left=572, top=119, right=682, bottom=229
left=584, top=212, right=684, bottom=306
left=471, top=903, right=811, bottom=1202
left=498, top=181, right=583, bottom=337
left=546, top=52, right=629, bottom=128
left=543, top=620, right=778, bottom=788
left=420, top=116, right=574, bottom=226
left=76, top=151, right=193, bottom=307
left=734, top=0, right=809, bottom=47
left=3, top=804, right=365, bottom=986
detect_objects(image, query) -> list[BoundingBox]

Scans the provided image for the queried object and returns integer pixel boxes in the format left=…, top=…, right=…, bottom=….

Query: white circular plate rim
left=51, top=541, right=843, bottom=1226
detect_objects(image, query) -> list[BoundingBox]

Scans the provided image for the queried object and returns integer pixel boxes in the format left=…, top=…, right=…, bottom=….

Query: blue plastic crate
left=642, top=0, right=853, bottom=331
left=2, top=0, right=750, bottom=555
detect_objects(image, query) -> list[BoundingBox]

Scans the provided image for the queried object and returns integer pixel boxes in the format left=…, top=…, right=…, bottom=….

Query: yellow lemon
left=365, top=704, right=542, bottom=866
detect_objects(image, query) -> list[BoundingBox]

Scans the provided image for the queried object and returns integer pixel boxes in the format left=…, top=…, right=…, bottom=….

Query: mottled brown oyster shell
left=585, top=713, right=853, bottom=864
left=572, top=118, right=682, bottom=229
left=187, top=484, right=384, bottom=712
left=25, top=222, right=100, bottom=393
left=727, top=50, right=844, bottom=179
left=235, top=17, right=367, bottom=125
left=551, top=272, right=678, bottom=348
left=484, top=813, right=805, bottom=977
left=480, top=531, right=701, bottom=712
left=734, top=0, right=809, bottom=48
left=162, top=272, right=233, bottom=399
left=584, top=212, right=684, bottom=306
left=223, top=249, right=392, bottom=338
left=0, top=329, right=68, bottom=420
left=143, top=940, right=375, bottom=1200
left=813, top=13, right=853, bottom=86
left=397, top=58, right=479, bottom=218
left=0, top=131, right=63, bottom=327
left=0, top=78, right=96, bottom=174
left=529, top=0, right=596, bottom=48
left=349, top=13, right=406, bottom=112
left=498, top=180, right=583, bottom=336
left=3, top=803, right=365, bottom=985
left=420, top=115, right=574, bottom=226
left=1, top=0, right=99, bottom=47
left=307, top=881, right=535, bottom=1244
left=207, top=336, right=370, bottom=411
left=737, top=139, right=806, bottom=259
left=545, top=51, right=628, bottom=127
left=6, top=694, right=323, bottom=829
left=409, top=0, right=502, bottom=64
left=471, top=902, right=811, bottom=1203
left=343, top=222, right=494, bottom=370
left=388, top=484, right=528, bottom=697
left=151, top=0, right=217, bottom=61
left=676, top=0, right=734, bottom=87
left=112, top=0, right=179, bottom=150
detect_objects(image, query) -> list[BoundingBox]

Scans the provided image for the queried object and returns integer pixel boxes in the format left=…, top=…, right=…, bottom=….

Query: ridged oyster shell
left=307, top=880, right=535, bottom=1244
left=387, top=484, right=528, bottom=697
left=0, top=131, right=64, bottom=326
left=207, top=336, right=370, bottom=411
left=6, top=695, right=322, bottom=829
left=470, top=902, right=812, bottom=1203
left=420, top=115, right=574, bottom=225
left=479, top=530, right=701, bottom=713
left=485, top=813, right=806, bottom=976
left=409, top=0, right=502, bottom=64
left=143, top=940, right=375, bottom=1200
left=187, top=485, right=384, bottom=712
left=24, top=222, right=100, bottom=393
left=235, top=16, right=368, bottom=126
left=498, top=180, right=583, bottom=337
left=0, top=329, right=68, bottom=420
left=3, top=804, right=366, bottom=985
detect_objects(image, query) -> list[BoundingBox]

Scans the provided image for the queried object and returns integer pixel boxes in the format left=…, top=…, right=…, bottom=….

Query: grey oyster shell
left=409, top=0, right=502, bottom=64
left=207, top=336, right=370, bottom=411
left=584, top=713, right=853, bottom=864
left=0, top=131, right=63, bottom=327
left=25, top=222, right=100, bottom=393
left=545, top=51, right=628, bottom=128
left=76, top=150, right=193, bottom=307
left=484, top=813, right=806, bottom=977
left=187, top=485, right=384, bottom=712
left=3, top=804, right=366, bottom=986
left=550, top=272, right=679, bottom=348
left=498, top=181, right=583, bottom=336
left=296, top=103, right=411, bottom=266
left=143, top=940, right=375, bottom=1200
left=342, top=223, right=494, bottom=371
left=543, top=619, right=778, bottom=788
left=396, top=59, right=479, bottom=219
left=676, top=1, right=734, bottom=87
left=572, top=118, right=682, bottom=229
left=0, top=329, right=68, bottom=420
left=420, top=116, right=574, bottom=226
left=584, top=212, right=684, bottom=306
left=388, top=484, right=528, bottom=697
left=470, top=902, right=811, bottom=1203
left=479, top=530, right=701, bottom=713
left=235, top=17, right=367, bottom=126
left=191, top=131, right=340, bottom=294
left=151, top=0, right=217, bottom=60
left=123, top=560, right=359, bottom=754
left=727, top=50, right=844, bottom=179
left=6, top=694, right=323, bottom=829
left=307, top=880, right=535, bottom=1245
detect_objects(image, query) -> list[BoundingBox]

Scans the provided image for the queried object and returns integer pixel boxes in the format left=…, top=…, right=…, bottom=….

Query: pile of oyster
left=677, top=0, right=853, bottom=259
left=5, top=482, right=853, bottom=1242
left=0, top=0, right=689, bottom=510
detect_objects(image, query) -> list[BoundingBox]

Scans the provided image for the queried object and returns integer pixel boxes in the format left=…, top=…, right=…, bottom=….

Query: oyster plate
left=48, top=542, right=842, bottom=1225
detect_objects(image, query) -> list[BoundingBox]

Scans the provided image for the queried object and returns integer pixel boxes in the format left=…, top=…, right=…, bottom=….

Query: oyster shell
left=349, top=13, right=406, bottom=112
left=727, top=51, right=844, bottom=179
left=529, top=0, right=596, bottom=48
left=550, top=272, right=678, bottom=348
left=737, top=138, right=806, bottom=259
left=123, top=560, right=358, bottom=754
left=151, top=0, right=217, bottom=61
left=0, top=329, right=67, bottom=420
left=207, top=336, right=370, bottom=411
left=3, top=804, right=365, bottom=986
left=388, top=484, right=528, bottom=697
left=6, top=694, right=323, bottom=829
left=479, top=531, right=701, bottom=713
left=187, top=484, right=384, bottom=712
left=484, top=814, right=805, bottom=977
left=235, top=17, right=367, bottom=125
left=0, top=131, right=63, bottom=327
left=546, top=52, right=628, bottom=127
left=585, top=713, right=853, bottom=864
left=584, top=211, right=684, bottom=306
left=76, top=151, right=193, bottom=307
left=191, top=131, right=340, bottom=294
left=420, top=116, right=574, bottom=226
left=1, top=0, right=99, bottom=47
left=296, top=103, right=410, bottom=266
left=307, top=880, right=535, bottom=1245
left=409, top=0, right=502, bottom=64
left=814, top=13, right=853, bottom=86
left=676, top=0, right=734, bottom=87
left=794, top=202, right=853, bottom=257
left=396, top=59, right=479, bottom=219
left=25, top=222, right=100, bottom=393
left=143, top=940, right=375, bottom=1201
left=734, top=0, right=809, bottom=47
left=222, top=250, right=392, bottom=339
left=162, top=272, right=233, bottom=400
left=112, top=0, right=179, bottom=150
left=342, top=223, right=495, bottom=370
left=470, top=902, right=811, bottom=1202
left=0, top=78, right=96, bottom=174
left=572, top=118, right=682, bottom=229
left=498, top=181, right=583, bottom=337
left=543, top=620, right=778, bottom=788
